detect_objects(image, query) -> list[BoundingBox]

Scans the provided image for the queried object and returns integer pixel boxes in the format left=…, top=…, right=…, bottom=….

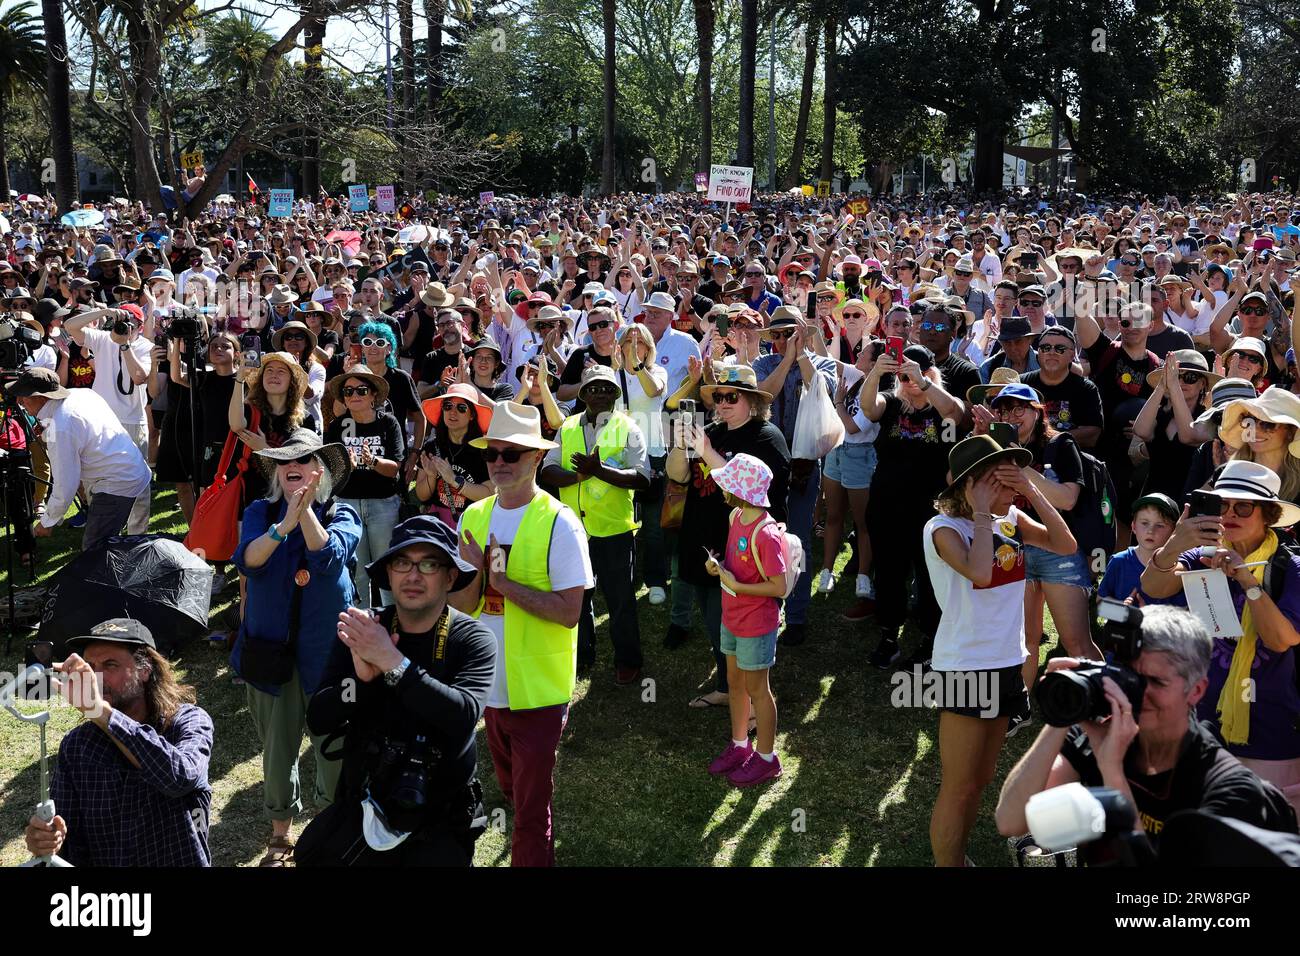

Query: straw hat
left=249, top=350, right=308, bottom=393
left=468, top=399, right=557, bottom=450
left=966, top=366, right=1025, bottom=406
left=700, top=364, right=773, bottom=404
left=419, top=283, right=455, bottom=310
left=267, top=284, right=298, bottom=306
left=326, top=364, right=390, bottom=405
left=1144, top=348, right=1221, bottom=389
left=272, top=320, right=318, bottom=355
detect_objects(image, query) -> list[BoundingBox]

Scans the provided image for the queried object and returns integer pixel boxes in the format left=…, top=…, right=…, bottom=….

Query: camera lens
left=1036, top=669, right=1097, bottom=727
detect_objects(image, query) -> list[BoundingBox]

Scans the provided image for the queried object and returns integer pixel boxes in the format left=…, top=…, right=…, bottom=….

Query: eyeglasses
left=769, top=329, right=795, bottom=339
left=445, top=402, right=472, bottom=414
left=360, top=337, right=390, bottom=349
left=435, top=320, right=459, bottom=330
left=712, top=390, right=743, bottom=404
left=1239, top=414, right=1278, bottom=431
left=994, top=400, right=1033, bottom=416
left=482, top=447, right=529, bottom=463
left=918, top=321, right=949, bottom=332
left=1239, top=306, right=1269, bottom=316
left=388, top=556, right=450, bottom=575
left=842, top=311, right=867, bottom=319
left=1230, top=353, right=1266, bottom=367
left=1218, top=500, right=1259, bottom=518
left=1038, top=343, right=1073, bottom=354
left=1178, top=372, right=1205, bottom=385
left=588, top=320, right=615, bottom=331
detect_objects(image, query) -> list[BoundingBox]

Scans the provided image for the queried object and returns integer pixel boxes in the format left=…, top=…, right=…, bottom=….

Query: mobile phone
left=1189, top=490, right=1221, bottom=518
left=243, top=349, right=260, bottom=370
left=715, top=314, right=731, bottom=337
left=1021, top=252, right=1039, bottom=268
left=989, top=422, right=1017, bottom=448
left=885, top=336, right=905, bottom=363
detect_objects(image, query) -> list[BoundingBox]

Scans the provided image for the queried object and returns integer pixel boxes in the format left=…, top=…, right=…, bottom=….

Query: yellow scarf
left=1216, top=530, right=1278, bottom=745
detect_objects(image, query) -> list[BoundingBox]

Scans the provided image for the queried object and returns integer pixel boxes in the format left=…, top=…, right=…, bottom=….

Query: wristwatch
left=384, top=656, right=411, bottom=687
left=1245, top=585, right=1264, bottom=602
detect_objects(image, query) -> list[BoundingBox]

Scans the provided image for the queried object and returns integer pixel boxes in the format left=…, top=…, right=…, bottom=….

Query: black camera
left=1038, top=599, right=1147, bottom=727
left=111, top=319, right=132, bottom=335
left=166, top=313, right=202, bottom=340
left=371, top=732, right=443, bottom=831
left=0, top=316, right=41, bottom=370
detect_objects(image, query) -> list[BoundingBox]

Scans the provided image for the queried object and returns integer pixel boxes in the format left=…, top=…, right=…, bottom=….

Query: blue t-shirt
left=746, top=290, right=783, bottom=317
left=1099, top=547, right=1147, bottom=603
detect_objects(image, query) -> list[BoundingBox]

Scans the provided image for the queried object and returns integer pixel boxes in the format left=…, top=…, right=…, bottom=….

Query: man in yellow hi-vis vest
left=541, top=365, right=651, bottom=685
left=453, top=401, right=592, bottom=867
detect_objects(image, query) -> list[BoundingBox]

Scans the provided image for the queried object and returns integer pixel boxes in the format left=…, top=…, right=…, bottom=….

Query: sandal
left=259, top=834, right=295, bottom=867
left=689, top=691, right=729, bottom=708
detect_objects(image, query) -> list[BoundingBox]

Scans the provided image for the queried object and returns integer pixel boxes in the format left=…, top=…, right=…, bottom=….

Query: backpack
left=1052, top=432, right=1117, bottom=575
left=733, top=508, right=805, bottom=599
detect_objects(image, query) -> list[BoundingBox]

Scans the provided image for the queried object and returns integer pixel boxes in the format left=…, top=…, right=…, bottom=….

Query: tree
left=692, top=0, right=714, bottom=173
left=42, top=0, right=77, bottom=208
left=0, top=2, right=46, bottom=201
left=784, top=13, right=818, bottom=188
left=425, top=0, right=446, bottom=113
left=736, top=0, right=756, bottom=166
left=301, top=2, right=327, bottom=197
left=600, top=0, right=616, bottom=193
left=818, top=7, right=837, bottom=187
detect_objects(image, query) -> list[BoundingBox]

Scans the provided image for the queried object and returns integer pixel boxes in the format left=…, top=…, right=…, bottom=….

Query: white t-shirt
left=459, top=497, right=594, bottom=709
left=653, top=327, right=702, bottom=404
left=1166, top=301, right=1212, bottom=337
left=81, top=327, right=153, bottom=425
left=617, top=365, right=669, bottom=454
left=923, top=507, right=1028, bottom=671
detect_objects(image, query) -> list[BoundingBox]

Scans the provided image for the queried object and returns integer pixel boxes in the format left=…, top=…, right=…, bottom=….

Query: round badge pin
left=295, top=569, right=311, bottom=587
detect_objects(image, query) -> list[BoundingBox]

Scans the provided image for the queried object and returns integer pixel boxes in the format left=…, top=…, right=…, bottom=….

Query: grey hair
left=264, top=455, right=335, bottom=504
left=1137, top=605, right=1212, bottom=690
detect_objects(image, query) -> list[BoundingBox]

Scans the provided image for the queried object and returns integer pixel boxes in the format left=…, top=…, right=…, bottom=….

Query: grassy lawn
left=0, top=487, right=1050, bottom=867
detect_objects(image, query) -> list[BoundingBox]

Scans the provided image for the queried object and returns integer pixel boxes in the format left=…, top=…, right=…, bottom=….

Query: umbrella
left=60, top=208, right=104, bottom=228
left=325, top=228, right=362, bottom=256
left=397, top=224, right=429, bottom=245
left=214, top=193, right=234, bottom=203
left=37, top=535, right=214, bottom=657
left=17, top=194, right=43, bottom=204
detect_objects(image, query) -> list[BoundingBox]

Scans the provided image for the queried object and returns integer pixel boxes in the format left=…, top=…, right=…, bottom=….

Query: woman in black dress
left=1132, top=349, right=1213, bottom=502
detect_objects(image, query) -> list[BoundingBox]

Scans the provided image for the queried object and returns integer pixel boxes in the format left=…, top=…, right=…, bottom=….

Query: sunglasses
left=769, top=329, right=795, bottom=339
left=1178, top=372, right=1205, bottom=385
left=533, top=321, right=558, bottom=332
left=1231, top=353, right=1265, bottom=366
left=1118, top=319, right=1149, bottom=329
left=1218, top=500, right=1260, bottom=518
left=445, top=402, right=472, bottom=414
left=342, top=385, right=371, bottom=397
left=918, top=321, right=949, bottom=332
left=282, top=332, right=307, bottom=341
left=588, top=320, right=615, bottom=331
left=360, top=337, right=390, bottom=349
left=842, top=311, right=867, bottom=319
left=584, top=384, right=618, bottom=396
left=1239, top=306, right=1269, bottom=316
left=482, top=447, right=529, bottom=463
left=388, top=556, right=450, bottom=575
left=1239, top=414, right=1278, bottom=431
left=285, top=453, right=316, bottom=465
left=1120, top=259, right=1140, bottom=266
left=1037, top=342, right=1073, bottom=354
left=1018, top=298, right=1045, bottom=307
left=712, top=390, right=743, bottom=404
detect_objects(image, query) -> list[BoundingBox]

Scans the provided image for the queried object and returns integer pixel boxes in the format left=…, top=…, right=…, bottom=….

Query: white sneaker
left=648, top=586, right=667, bottom=605
left=816, top=569, right=836, bottom=594
left=856, top=574, right=875, bottom=599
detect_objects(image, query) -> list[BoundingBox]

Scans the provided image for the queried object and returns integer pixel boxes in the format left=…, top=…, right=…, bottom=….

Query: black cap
left=903, top=344, right=934, bottom=372
left=366, top=514, right=477, bottom=592
left=66, top=618, right=156, bottom=652
left=997, top=316, right=1034, bottom=341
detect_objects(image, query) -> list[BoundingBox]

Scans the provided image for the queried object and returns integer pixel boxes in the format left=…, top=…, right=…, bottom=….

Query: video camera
left=1037, top=598, right=1146, bottom=727
left=0, top=314, right=42, bottom=371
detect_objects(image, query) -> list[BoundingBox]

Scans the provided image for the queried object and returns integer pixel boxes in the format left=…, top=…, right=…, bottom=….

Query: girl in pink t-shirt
left=704, top=453, right=787, bottom=788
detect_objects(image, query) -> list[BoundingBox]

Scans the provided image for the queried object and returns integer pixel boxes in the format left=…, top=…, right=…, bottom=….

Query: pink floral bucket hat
left=711, top=453, right=773, bottom=508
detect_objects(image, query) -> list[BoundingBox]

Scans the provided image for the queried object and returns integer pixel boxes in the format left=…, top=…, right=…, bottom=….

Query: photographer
left=24, top=618, right=213, bottom=866
left=297, top=516, right=495, bottom=866
left=996, top=605, right=1297, bottom=845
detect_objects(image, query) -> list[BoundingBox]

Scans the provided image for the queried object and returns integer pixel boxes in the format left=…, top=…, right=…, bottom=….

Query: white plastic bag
left=791, top=374, right=844, bottom=460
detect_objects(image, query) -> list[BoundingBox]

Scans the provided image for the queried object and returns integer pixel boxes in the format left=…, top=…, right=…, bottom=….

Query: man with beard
left=418, top=307, right=475, bottom=400
left=23, top=619, right=214, bottom=866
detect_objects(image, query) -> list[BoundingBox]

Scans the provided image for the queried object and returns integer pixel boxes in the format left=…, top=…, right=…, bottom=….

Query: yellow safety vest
left=460, top=492, right=577, bottom=710
left=557, top=411, right=639, bottom=538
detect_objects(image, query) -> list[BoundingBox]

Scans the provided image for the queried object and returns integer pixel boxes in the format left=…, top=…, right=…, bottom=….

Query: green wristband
left=268, top=524, right=287, bottom=543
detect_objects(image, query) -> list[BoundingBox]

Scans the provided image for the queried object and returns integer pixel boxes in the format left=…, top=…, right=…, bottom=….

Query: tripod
left=0, top=389, right=52, bottom=656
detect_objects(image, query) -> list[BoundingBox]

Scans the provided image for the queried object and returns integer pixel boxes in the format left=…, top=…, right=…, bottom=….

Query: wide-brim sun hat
left=943, top=433, right=1032, bottom=497
left=254, top=428, right=352, bottom=487
left=1144, top=348, right=1222, bottom=389
left=250, top=350, right=309, bottom=394
left=967, top=367, right=1031, bottom=406
left=272, top=320, right=319, bottom=355
left=1220, top=386, right=1300, bottom=457
left=700, top=363, right=773, bottom=403
left=326, top=364, right=390, bottom=405
left=1207, top=459, right=1300, bottom=527
left=469, top=399, right=557, bottom=450
left=422, top=382, right=494, bottom=434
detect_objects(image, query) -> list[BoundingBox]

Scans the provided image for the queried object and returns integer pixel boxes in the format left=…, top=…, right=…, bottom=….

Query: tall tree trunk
left=736, top=0, right=757, bottom=166
left=973, top=116, right=1004, bottom=193
left=0, top=83, right=9, bottom=202
left=818, top=14, right=837, bottom=187
left=124, top=16, right=166, bottom=210
left=600, top=0, right=616, bottom=194
left=302, top=5, right=326, bottom=197
left=425, top=0, right=445, bottom=115
left=43, top=0, right=78, bottom=208
left=399, top=0, right=415, bottom=190
left=782, top=17, right=817, bottom=190
left=692, top=0, right=713, bottom=173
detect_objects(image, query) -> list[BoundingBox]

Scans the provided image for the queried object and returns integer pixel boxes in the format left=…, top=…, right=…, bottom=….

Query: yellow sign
left=180, top=150, right=204, bottom=171
left=800, top=185, right=814, bottom=197
left=817, top=180, right=831, bottom=197
left=848, top=198, right=871, bottom=216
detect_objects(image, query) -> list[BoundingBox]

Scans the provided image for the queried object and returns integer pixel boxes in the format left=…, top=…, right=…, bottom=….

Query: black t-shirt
left=1145, top=323, right=1195, bottom=360
left=198, top=369, right=237, bottom=449
left=1061, top=717, right=1298, bottom=845
left=1084, top=338, right=1157, bottom=424
left=419, top=431, right=489, bottom=519
left=871, top=393, right=953, bottom=503
left=382, top=366, right=421, bottom=428
left=1020, top=371, right=1104, bottom=437
left=560, top=345, right=618, bottom=414
left=1143, top=406, right=1198, bottom=502
left=936, top=352, right=980, bottom=403
left=324, top=411, right=406, bottom=499
left=676, top=418, right=790, bottom=588
left=420, top=346, right=474, bottom=388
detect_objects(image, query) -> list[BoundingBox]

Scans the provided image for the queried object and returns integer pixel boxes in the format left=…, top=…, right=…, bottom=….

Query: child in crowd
left=1098, top=492, right=1180, bottom=603
left=705, top=453, right=788, bottom=788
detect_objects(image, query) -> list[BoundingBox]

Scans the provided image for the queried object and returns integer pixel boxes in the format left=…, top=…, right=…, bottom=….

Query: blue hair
left=357, top=321, right=398, bottom=369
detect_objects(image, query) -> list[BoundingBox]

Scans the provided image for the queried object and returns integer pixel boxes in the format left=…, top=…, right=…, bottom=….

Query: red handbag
left=184, top=407, right=261, bottom=563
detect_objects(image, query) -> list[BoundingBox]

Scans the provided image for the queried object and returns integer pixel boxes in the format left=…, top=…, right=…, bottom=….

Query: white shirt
left=38, top=389, right=152, bottom=528
left=617, top=364, right=669, bottom=454
left=652, top=327, right=702, bottom=407
left=923, top=508, right=1028, bottom=671
left=24, top=344, right=57, bottom=372
left=177, top=265, right=218, bottom=298
left=81, top=327, right=152, bottom=425
left=304, top=361, right=327, bottom=431
left=458, top=497, right=593, bottom=709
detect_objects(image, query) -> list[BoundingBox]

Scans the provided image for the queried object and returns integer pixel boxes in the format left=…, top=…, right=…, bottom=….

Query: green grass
left=0, top=489, right=1052, bottom=867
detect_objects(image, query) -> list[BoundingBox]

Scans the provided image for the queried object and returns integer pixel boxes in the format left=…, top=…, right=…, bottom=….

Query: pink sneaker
left=708, top=742, right=752, bottom=776
left=728, top=751, right=783, bottom=787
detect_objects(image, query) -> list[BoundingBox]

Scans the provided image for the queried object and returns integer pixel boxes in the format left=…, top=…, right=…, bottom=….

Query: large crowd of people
left=8, top=186, right=1300, bottom=867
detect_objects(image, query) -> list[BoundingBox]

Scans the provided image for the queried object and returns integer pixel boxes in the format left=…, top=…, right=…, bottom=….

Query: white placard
left=1180, top=569, right=1244, bottom=639
left=708, top=164, right=753, bottom=203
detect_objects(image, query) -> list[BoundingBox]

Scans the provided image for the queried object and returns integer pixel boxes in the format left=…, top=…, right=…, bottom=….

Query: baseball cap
left=65, top=618, right=157, bottom=652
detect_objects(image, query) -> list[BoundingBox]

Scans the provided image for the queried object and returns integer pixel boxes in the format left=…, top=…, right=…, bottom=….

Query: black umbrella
left=37, top=535, right=215, bottom=657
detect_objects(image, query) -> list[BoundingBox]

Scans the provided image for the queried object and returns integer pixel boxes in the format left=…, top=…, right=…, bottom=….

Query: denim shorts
left=1024, top=544, right=1091, bottom=588
left=823, top=442, right=878, bottom=490
left=720, top=624, right=778, bottom=671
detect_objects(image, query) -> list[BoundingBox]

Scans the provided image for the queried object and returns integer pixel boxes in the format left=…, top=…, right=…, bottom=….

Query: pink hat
left=711, top=453, right=772, bottom=507
left=864, top=258, right=884, bottom=271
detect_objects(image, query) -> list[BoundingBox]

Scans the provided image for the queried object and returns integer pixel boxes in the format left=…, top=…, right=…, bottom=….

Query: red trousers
left=484, top=703, right=568, bottom=867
